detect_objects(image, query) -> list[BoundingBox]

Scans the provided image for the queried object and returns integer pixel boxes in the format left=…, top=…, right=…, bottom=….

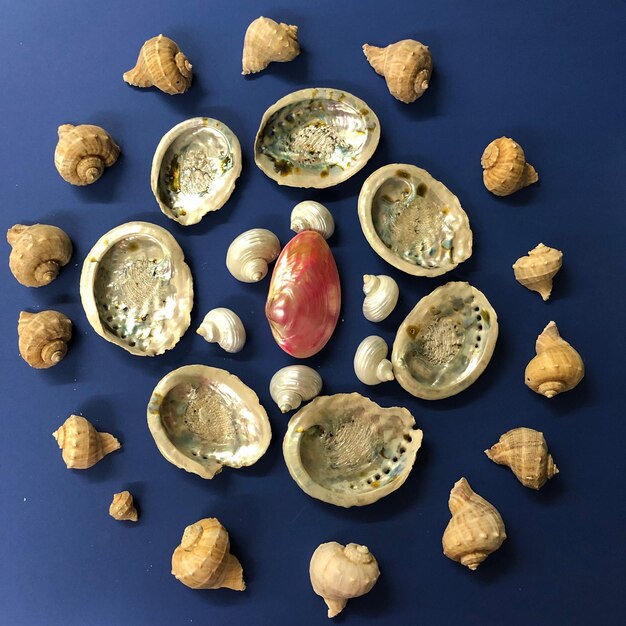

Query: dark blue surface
left=1, top=1, right=625, bottom=624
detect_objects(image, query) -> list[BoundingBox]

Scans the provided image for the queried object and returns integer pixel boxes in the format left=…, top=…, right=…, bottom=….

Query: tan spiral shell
left=242, top=16, right=300, bottom=75
left=123, top=34, right=193, bottom=94
left=109, top=491, right=138, bottom=522
left=363, top=39, right=433, bottom=103
left=18, top=310, right=72, bottom=369
left=7, top=223, right=72, bottom=287
left=513, top=243, right=563, bottom=301
left=481, top=137, right=538, bottom=196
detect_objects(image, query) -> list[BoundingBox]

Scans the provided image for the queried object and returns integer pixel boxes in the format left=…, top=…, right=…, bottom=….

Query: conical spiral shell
left=310, top=542, right=380, bottom=618
left=197, top=308, right=246, bottom=353
left=513, top=243, right=563, bottom=301
left=109, top=491, right=138, bottom=522
left=7, top=223, right=72, bottom=287
left=363, top=39, right=432, bottom=103
left=123, top=34, right=193, bottom=94
left=269, top=365, right=322, bottom=413
left=485, top=427, right=558, bottom=490
left=54, top=124, right=120, bottom=186
left=525, top=321, right=584, bottom=398
left=442, top=478, right=506, bottom=570
left=354, top=336, right=395, bottom=385
left=362, top=274, right=399, bottom=322
left=290, top=201, right=335, bottom=239
left=52, top=415, right=121, bottom=470
left=18, top=310, right=72, bottom=369
left=481, top=137, right=538, bottom=196
left=226, top=228, right=281, bottom=282
left=242, top=16, right=300, bottom=75
left=171, top=518, right=245, bottom=591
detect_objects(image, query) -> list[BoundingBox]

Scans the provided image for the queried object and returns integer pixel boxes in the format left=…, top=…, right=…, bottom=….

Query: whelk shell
left=18, top=310, right=72, bottom=369
left=109, top=491, right=138, bottom=522
left=197, top=308, right=246, bottom=353
left=481, top=137, right=538, bottom=196
left=362, top=274, right=399, bottom=322
left=226, top=228, right=281, bottom=283
left=354, top=336, right=394, bottom=385
left=242, top=16, right=300, bottom=75
left=290, top=201, right=335, bottom=239
left=269, top=365, right=322, bottom=413
left=513, top=243, right=563, bottom=301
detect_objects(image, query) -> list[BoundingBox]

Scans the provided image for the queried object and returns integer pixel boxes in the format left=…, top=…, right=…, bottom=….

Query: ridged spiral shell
left=481, top=137, right=538, bottom=196
left=290, top=201, right=335, bottom=239
left=513, top=243, right=563, bottom=301
left=362, top=274, right=399, bottom=322
left=197, top=308, right=246, bottom=353
left=354, top=336, right=394, bottom=385
left=109, top=491, right=138, bottom=522
left=242, top=16, right=300, bottom=75
left=18, top=310, right=72, bottom=369
left=226, top=228, right=281, bottom=283
left=269, top=365, right=322, bottom=413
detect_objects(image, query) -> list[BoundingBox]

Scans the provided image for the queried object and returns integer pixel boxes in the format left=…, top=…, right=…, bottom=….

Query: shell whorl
left=196, top=308, right=246, bottom=353
left=290, top=201, right=335, bottom=239
left=18, top=310, right=72, bottom=369
left=354, top=336, right=394, bottom=385
left=362, top=274, right=399, bottom=322
left=269, top=365, right=322, bottom=412
left=226, top=228, right=281, bottom=282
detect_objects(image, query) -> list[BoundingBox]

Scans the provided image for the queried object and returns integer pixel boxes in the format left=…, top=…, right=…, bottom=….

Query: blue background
left=1, top=1, right=624, bottom=624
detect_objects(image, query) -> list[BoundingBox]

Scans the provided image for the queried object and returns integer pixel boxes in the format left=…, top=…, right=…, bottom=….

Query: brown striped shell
left=242, top=16, right=300, bottom=75
left=109, top=491, right=138, bottom=522
left=18, top=310, right=72, bottom=369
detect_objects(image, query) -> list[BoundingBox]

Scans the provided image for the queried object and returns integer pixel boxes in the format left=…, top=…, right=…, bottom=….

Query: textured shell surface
left=358, top=164, right=473, bottom=277
left=18, top=310, right=72, bottom=369
left=362, top=274, right=399, bottom=322
left=80, top=222, right=193, bottom=357
left=283, top=393, right=423, bottom=507
left=513, top=243, right=563, bottom=301
left=196, top=308, right=246, bottom=353
left=265, top=230, right=340, bottom=358
left=392, top=282, right=498, bottom=399
left=481, top=137, right=538, bottom=196
left=147, top=365, right=271, bottom=479
left=226, top=228, right=281, bottom=283
left=269, top=365, right=322, bottom=413
left=242, top=16, right=300, bottom=75
left=354, top=335, right=394, bottom=385
left=109, top=491, right=138, bottom=522
left=290, top=201, right=335, bottom=239
left=151, top=118, right=242, bottom=225
left=254, top=88, right=380, bottom=188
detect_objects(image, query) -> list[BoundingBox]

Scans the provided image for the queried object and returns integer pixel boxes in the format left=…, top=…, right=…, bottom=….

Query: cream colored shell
left=310, top=542, right=380, bottom=618
left=109, top=491, right=138, bottom=522
left=226, top=228, right=280, bottom=282
left=481, top=137, right=538, bottom=196
left=242, top=16, right=300, bottom=75
left=197, top=308, right=246, bottom=353
left=290, top=201, right=335, bottom=239
left=354, top=336, right=394, bottom=385
left=362, top=274, right=399, bottom=322
left=269, top=365, right=322, bottom=413
left=513, top=243, right=563, bottom=301
left=18, top=310, right=72, bottom=369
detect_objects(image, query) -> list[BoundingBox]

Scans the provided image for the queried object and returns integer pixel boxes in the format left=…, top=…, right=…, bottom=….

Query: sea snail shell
left=54, top=124, right=120, bottom=186
left=513, top=243, right=563, bottom=301
left=290, top=201, right=335, bottom=240
left=525, top=321, right=584, bottom=398
left=123, top=34, right=193, bottom=94
left=197, top=308, right=246, bottom=353
left=362, top=274, right=399, bottom=322
left=109, top=491, right=138, bottom=522
left=481, top=137, right=538, bottom=196
left=242, top=16, right=300, bottom=75
left=8, top=224, right=72, bottom=287
left=354, top=336, right=394, bottom=385
left=310, top=542, right=380, bottom=618
left=172, top=518, right=245, bottom=591
left=18, top=310, right=72, bottom=369
left=269, top=365, right=322, bottom=413
left=226, top=228, right=281, bottom=283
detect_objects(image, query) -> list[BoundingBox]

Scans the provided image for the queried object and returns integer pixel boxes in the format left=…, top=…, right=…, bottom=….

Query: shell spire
left=513, top=243, right=563, bottom=301
left=18, top=310, right=72, bottom=368
left=242, top=16, right=300, bottom=75
left=226, top=228, right=281, bottom=283
left=269, top=365, right=322, bottom=413
left=197, top=308, right=246, bottom=353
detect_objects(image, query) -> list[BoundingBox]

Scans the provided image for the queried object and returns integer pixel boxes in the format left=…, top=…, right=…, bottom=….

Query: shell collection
left=197, top=308, right=246, bottom=353
left=362, top=274, right=399, bottom=322
left=18, top=310, right=72, bottom=369
left=242, top=16, right=300, bottom=75
left=109, top=491, right=139, bottom=522
left=226, top=228, right=281, bottom=283
left=513, top=243, right=563, bottom=301
left=269, top=365, right=322, bottom=413
left=481, top=137, right=538, bottom=196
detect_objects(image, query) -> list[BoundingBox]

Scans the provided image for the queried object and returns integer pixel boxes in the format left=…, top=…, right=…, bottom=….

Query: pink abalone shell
left=265, top=230, right=341, bottom=358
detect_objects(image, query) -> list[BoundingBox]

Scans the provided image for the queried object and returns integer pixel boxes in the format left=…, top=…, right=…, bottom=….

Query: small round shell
left=269, top=365, right=322, bottom=413
left=18, top=310, right=72, bottom=369
left=513, top=243, right=563, bottom=301
left=290, top=201, right=335, bottom=239
left=242, top=16, right=300, bottom=75
left=226, top=228, right=280, bottom=282
left=354, top=336, right=394, bottom=385
left=109, top=491, right=138, bottom=522
left=481, top=137, right=538, bottom=196
left=362, top=274, right=399, bottom=322
left=197, top=308, right=246, bottom=353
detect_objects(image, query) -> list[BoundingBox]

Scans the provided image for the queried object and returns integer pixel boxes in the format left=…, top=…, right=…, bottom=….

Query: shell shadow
left=243, top=47, right=309, bottom=85
left=469, top=528, right=515, bottom=583
left=160, top=71, right=208, bottom=117
left=347, top=564, right=392, bottom=621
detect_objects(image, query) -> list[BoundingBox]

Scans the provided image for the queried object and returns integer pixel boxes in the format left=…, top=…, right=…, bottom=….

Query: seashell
left=392, top=282, right=498, bottom=400
left=485, top=427, right=558, bottom=490
left=123, top=34, right=192, bottom=94
left=172, top=518, right=245, bottom=590
left=354, top=336, right=394, bottom=385
left=363, top=39, right=432, bottom=104
left=310, top=542, right=380, bottom=618
left=359, top=164, right=473, bottom=277
left=7, top=224, right=72, bottom=288
left=525, top=321, right=584, bottom=398
left=290, top=201, right=335, bottom=239
left=283, top=393, right=423, bottom=507
left=53, top=415, right=121, bottom=470
left=266, top=230, right=340, bottom=358
left=255, top=87, right=380, bottom=188
left=442, top=478, right=506, bottom=571
left=80, top=222, right=193, bottom=357
left=512, top=243, right=563, bottom=301
left=147, top=365, right=271, bottom=479
left=197, top=308, right=246, bottom=353
left=151, top=117, right=242, bottom=225
left=481, top=137, right=538, bottom=196
left=362, top=274, right=399, bottom=322
left=54, top=124, right=120, bottom=186
left=226, top=228, right=280, bottom=283
left=109, top=491, right=138, bottom=522
left=269, top=365, right=322, bottom=413
left=18, top=310, right=72, bottom=369
left=242, top=16, right=300, bottom=75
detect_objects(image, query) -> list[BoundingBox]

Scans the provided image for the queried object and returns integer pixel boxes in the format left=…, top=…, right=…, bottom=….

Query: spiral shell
left=354, top=336, right=394, bottom=385
left=54, top=124, right=120, bottom=186
left=269, top=365, right=322, bottom=413
left=513, top=243, right=563, bottom=301
left=109, top=491, right=138, bottom=522
left=481, top=137, right=538, bottom=196
left=362, top=274, right=399, bottom=322
left=363, top=39, right=432, bottom=103
left=242, top=16, right=300, bottom=75
left=18, top=310, right=72, bottom=369
left=123, top=34, right=192, bottom=94
left=525, top=321, right=584, bottom=398
left=7, top=224, right=72, bottom=287
left=197, top=308, right=246, bottom=353
left=226, top=228, right=281, bottom=283
left=290, top=201, right=335, bottom=239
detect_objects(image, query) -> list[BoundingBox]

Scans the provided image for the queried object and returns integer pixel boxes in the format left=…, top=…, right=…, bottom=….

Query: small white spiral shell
left=290, top=201, right=335, bottom=240
left=354, top=336, right=394, bottom=385
left=226, top=228, right=281, bottom=283
left=269, top=365, right=322, bottom=413
left=197, top=308, right=246, bottom=353
left=362, top=274, right=399, bottom=322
